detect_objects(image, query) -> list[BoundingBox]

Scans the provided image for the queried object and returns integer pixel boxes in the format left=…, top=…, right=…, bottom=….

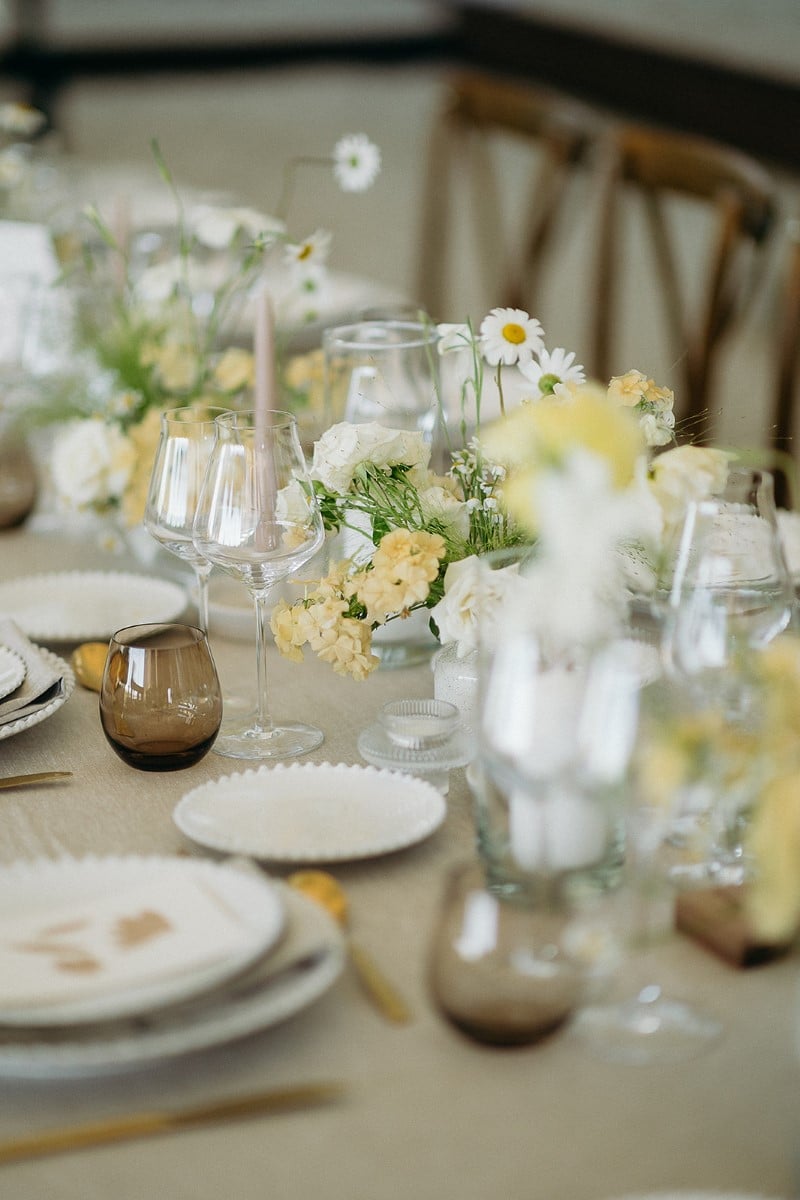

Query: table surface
left=0, top=522, right=795, bottom=1200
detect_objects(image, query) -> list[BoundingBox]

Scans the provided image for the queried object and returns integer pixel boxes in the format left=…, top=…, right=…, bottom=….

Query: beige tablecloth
left=0, top=524, right=794, bottom=1200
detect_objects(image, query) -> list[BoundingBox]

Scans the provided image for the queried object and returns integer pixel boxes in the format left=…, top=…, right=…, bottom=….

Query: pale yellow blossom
left=355, top=529, right=445, bottom=621
left=120, top=407, right=163, bottom=526
left=270, top=600, right=307, bottom=664
left=748, top=772, right=800, bottom=941
left=141, top=341, right=198, bottom=393
left=315, top=616, right=378, bottom=680
left=212, top=347, right=255, bottom=393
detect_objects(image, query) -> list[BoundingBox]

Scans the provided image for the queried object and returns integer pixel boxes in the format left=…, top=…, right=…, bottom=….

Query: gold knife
left=0, top=1081, right=346, bottom=1165
left=0, top=772, right=72, bottom=790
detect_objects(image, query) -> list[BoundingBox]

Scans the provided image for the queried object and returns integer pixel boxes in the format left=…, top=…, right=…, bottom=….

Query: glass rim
left=162, top=404, right=233, bottom=425
left=213, top=408, right=296, bottom=430
left=110, top=622, right=206, bottom=647
left=323, top=319, right=439, bottom=352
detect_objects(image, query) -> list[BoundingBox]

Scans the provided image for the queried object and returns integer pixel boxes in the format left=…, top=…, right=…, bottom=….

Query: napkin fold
left=0, top=869, right=260, bottom=1013
left=0, top=618, right=65, bottom=727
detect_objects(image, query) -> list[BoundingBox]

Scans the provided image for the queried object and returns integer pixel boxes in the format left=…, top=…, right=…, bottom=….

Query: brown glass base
left=103, top=734, right=218, bottom=771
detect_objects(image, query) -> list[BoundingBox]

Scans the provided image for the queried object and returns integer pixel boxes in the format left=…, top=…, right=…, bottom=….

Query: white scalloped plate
left=0, top=856, right=285, bottom=1027
left=174, top=761, right=447, bottom=862
left=0, top=571, right=187, bottom=642
left=0, top=644, right=25, bottom=701
left=0, top=647, right=74, bottom=742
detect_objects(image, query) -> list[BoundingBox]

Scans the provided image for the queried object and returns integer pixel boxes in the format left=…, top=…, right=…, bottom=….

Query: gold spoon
left=287, top=870, right=412, bottom=1026
left=70, top=643, right=109, bottom=692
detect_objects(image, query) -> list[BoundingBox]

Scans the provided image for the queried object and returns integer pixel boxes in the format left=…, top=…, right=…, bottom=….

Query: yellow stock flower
left=212, top=347, right=255, bottom=393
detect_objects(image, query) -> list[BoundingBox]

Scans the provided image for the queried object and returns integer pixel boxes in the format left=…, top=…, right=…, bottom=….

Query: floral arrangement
left=269, top=306, right=735, bottom=678
left=33, top=134, right=381, bottom=525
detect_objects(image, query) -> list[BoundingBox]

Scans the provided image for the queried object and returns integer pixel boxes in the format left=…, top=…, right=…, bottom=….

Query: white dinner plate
left=0, top=644, right=26, bottom=701
left=174, top=761, right=447, bottom=862
left=0, top=883, right=344, bottom=1078
left=0, top=856, right=285, bottom=1026
left=0, top=571, right=187, bottom=642
left=0, top=647, right=74, bottom=742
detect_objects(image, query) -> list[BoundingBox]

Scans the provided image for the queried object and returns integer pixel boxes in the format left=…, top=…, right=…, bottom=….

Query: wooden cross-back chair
left=591, top=122, right=776, bottom=428
left=416, top=71, right=596, bottom=321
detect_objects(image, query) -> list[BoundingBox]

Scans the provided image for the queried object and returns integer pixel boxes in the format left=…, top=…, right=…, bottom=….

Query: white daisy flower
left=519, top=347, right=585, bottom=394
left=284, top=228, right=332, bottom=269
left=333, top=134, right=382, bottom=193
left=479, top=307, right=544, bottom=367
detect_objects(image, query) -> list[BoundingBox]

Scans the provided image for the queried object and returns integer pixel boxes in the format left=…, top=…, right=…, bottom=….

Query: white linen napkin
left=0, top=869, right=259, bottom=1013
left=0, top=618, right=65, bottom=727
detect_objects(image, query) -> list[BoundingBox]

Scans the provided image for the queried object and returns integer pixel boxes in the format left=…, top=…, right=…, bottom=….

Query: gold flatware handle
left=348, top=941, right=412, bottom=1025
left=0, top=772, right=72, bottom=790
left=0, top=1081, right=346, bottom=1165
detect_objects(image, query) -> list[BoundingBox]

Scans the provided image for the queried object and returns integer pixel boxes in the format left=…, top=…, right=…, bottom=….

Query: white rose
left=50, top=419, right=136, bottom=511
left=431, top=555, right=524, bottom=657
left=417, top=484, right=469, bottom=538
left=311, top=421, right=430, bottom=495
left=649, top=445, right=732, bottom=530
left=276, top=478, right=312, bottom=524
left=190, top=205, right=285, bottom=250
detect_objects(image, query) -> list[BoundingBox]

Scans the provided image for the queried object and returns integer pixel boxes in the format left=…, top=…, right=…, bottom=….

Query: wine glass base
left=571, top=988, right=722, bottom=1065
left=213, top=720, right=324, bottom=761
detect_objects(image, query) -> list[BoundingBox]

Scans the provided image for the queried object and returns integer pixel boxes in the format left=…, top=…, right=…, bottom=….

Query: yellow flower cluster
left=607, top=369, right=673, bottom=412
left=355, top=529, right=446, bottom=623
left=270, top=562, right=379, bottom=682
left=270, top=529, right=446, bottom=680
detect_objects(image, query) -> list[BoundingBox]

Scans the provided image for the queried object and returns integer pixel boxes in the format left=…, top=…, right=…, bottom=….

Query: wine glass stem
left=252, top=588, right=274, bottom=735
left=194, top=562, right=213, bottom=634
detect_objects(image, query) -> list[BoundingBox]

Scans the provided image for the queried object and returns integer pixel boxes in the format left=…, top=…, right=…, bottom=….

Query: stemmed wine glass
left=144, top=405, right=229, bottom=633
left=571, top=672, right=724, bottom=1065
left=192, top=409, right=325, bottom=759
left=657, top=465, right=793, bottom=877
left=661, top=466, right=794, bottom=686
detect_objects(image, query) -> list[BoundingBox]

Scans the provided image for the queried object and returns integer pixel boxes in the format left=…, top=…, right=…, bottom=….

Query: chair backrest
left=591, top=123, right=776, bottom=428
left=416, top=71, right=596, bottom=321
left=772, top=222, right=800, bottom=507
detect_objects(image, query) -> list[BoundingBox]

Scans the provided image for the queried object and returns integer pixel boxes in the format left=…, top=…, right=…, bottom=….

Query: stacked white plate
left=0, top=856, right=344, bottom=1078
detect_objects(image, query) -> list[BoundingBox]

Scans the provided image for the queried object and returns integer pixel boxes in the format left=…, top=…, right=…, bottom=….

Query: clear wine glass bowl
left=144, top=405, right=230, bottom=632
left=192, top=409, right=325, bottom=760
left=662, top=466, right=794, bottom=679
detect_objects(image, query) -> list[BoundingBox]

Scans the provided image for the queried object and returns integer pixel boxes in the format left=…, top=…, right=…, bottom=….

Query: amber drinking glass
left=428, top=861, right=588, bottom=1047
left=99, top=623, right=222, bottom=771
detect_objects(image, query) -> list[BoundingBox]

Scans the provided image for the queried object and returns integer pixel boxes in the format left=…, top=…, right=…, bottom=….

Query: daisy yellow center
left=298, top=243, right=313, bottom=260
left=502, top=322, right=526, bottom=345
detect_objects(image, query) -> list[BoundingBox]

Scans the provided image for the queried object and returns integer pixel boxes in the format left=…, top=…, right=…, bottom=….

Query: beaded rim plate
left=174, top=761, right=447, bottom=862
left=0, top=647, right=74, bottom=742
left=0, top=644, right=26, bottom=702
left=0, top=571, right=187, bottom=642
